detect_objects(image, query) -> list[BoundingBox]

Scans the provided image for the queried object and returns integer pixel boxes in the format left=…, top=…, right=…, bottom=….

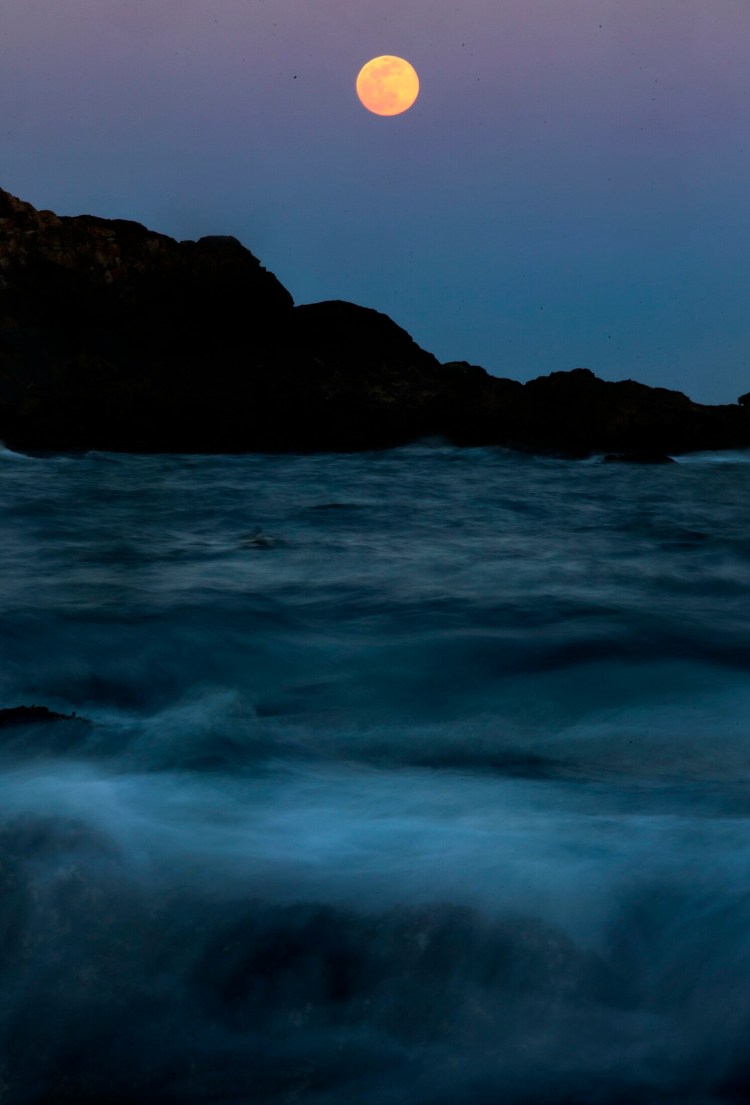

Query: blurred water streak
left=1, top=444, right=750, bottom=1104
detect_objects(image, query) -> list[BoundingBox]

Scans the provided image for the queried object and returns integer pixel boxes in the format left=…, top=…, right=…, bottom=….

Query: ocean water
left=2, top=442, right=750, bottom=1104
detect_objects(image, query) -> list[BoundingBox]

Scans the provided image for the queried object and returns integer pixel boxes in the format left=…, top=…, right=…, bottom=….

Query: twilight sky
left=2, top=0, right=749, bottom=402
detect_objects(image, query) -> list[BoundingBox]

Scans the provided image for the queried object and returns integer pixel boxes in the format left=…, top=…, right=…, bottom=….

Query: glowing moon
left=356, top=55, right=420, bottom=117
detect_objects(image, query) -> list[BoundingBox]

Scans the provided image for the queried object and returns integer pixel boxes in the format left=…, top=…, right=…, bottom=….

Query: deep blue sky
left=3, top=0, right=750, bottom=402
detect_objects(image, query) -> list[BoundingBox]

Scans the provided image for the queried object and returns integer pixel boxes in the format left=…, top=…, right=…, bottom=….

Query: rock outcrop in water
left=2, top=186, right=750, bottom=456
left=0, top=705, right=82, bottom=728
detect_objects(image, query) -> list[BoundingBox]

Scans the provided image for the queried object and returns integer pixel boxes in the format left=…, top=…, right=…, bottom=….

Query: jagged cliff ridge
left=1, top=187, right=749, bottom=455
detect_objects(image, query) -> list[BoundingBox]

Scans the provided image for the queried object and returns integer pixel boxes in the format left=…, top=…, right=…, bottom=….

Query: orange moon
left=356, top=56, right=420, bottom=116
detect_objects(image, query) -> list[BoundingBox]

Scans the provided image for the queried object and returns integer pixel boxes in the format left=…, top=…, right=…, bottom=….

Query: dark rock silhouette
left=0, top=705, right=85, bottom=728
left=2, top=187, right=750, bottom=456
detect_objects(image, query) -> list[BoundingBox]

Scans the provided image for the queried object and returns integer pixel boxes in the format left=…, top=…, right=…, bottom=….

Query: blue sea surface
left=2, top=442, right=750, bottom=1104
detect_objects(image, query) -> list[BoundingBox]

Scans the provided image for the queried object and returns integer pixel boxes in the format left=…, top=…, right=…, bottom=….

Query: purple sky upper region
left=2, top=0, right=749, bottom=403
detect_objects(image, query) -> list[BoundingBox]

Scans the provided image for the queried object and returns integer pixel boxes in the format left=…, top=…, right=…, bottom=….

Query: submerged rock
left=2, top=187, right=750, bottom=457
left=239, top=527, right=278, bottom=548
left=0, top=705, right=84, bottom=728
left=0, top=705, right=92, bottom=759
left=602, top=452, right=677, bottom=465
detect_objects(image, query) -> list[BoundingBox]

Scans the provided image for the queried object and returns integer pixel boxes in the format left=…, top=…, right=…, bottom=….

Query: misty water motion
left=2, top=444, right=750, bottom=1104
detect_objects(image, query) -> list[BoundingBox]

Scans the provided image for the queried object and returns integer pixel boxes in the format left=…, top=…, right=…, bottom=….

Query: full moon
left=356, top=56, right=420, bottom=117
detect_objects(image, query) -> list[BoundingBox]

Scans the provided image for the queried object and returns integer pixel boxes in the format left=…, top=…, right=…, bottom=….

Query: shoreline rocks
left=2, top=187, right=750, bottom=457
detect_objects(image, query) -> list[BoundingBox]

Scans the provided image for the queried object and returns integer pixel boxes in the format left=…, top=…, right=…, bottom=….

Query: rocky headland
left=2, top=186, right=749, bottom=457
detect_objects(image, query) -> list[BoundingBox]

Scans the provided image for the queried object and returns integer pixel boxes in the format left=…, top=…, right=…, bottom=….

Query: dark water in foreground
left=2, top=443, right=750, bottom=1104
